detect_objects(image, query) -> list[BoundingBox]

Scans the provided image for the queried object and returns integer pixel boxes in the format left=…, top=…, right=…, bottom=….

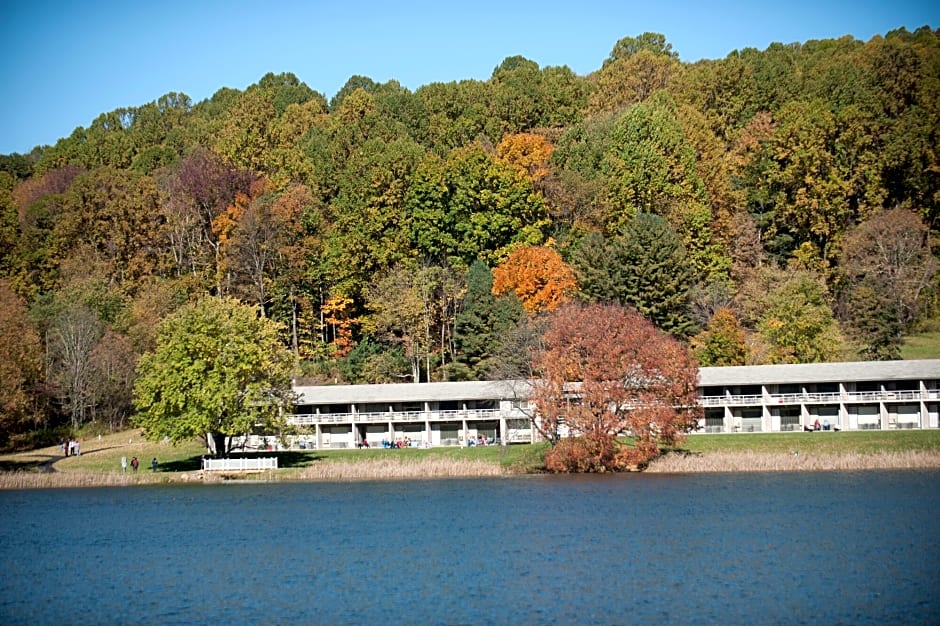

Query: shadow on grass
left=158, top=451, right=322, bottom=473
left=0, top=459, right=49, bottom=472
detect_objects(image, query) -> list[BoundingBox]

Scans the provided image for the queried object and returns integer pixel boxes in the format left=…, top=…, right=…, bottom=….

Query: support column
left=762, top=385, right=772, bottom=432
left=920, top=380, right=927, bottom=428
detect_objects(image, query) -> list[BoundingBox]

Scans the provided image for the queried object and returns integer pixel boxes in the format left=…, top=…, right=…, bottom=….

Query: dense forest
left=1, top=28, right=938, bottom=446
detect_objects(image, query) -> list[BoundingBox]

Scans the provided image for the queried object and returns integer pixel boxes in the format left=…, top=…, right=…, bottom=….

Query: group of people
left=61, top=439, right=80, bottom=457
left=380, top=437, right=427, bottom=449
left=467, top=434, right=493, bottom=446
left=120, top=456, right=158, bottom=473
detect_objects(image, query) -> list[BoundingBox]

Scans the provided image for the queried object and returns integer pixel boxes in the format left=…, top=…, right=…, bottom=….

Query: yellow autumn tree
left=495, top=132, right=555, bottom=183
left=492, top=245, right=577, bottom=313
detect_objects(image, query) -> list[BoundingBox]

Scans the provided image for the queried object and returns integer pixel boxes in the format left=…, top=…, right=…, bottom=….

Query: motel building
left=281, top=360, right=940, bottom=449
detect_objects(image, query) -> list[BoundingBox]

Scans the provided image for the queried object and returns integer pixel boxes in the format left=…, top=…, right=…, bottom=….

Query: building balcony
left=698, top=390, right=933, bottom=407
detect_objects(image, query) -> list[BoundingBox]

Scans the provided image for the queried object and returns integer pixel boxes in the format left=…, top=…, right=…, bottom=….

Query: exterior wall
left=284, top=361, right=940, bottom=446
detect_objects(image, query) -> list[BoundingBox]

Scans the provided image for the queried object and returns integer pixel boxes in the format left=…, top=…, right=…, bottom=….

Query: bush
left=545, top=435, right=660, bottom=472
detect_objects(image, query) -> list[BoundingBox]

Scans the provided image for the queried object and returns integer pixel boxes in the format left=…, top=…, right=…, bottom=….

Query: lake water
left=1, top=471, right=938, bottom=625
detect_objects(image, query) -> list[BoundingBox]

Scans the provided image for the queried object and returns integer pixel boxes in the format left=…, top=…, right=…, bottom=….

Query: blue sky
left=1, top=0, right=936, bottom=154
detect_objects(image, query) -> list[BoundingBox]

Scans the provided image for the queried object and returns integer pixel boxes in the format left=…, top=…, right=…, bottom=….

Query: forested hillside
left=1, top=28, right=938, bottom=444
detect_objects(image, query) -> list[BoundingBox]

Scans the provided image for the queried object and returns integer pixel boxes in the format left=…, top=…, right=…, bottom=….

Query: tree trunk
left=210, top=431, right=227, bottom=458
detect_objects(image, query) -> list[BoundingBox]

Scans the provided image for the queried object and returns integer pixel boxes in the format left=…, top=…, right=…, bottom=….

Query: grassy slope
left=0, top=429, right=550, bottom=475
left=901, top=330, right=940, bottom=360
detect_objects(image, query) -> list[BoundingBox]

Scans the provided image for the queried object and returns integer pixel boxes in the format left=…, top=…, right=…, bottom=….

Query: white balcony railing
left=699, top=390, right=929, bottom=407
left=289, top=408, right=505, bottom=425
left=287, top=391, right=934, bottom=425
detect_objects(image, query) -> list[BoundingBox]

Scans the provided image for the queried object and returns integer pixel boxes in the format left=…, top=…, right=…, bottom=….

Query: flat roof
left=294, top=380, right=530, bottom=405
left=293, top=360, right=940, bottom=403
left=698, top=359, right=940, bottom=386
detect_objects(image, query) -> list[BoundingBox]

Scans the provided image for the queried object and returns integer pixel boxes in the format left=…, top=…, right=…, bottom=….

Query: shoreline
left=3, top=451, right=940, bottom=489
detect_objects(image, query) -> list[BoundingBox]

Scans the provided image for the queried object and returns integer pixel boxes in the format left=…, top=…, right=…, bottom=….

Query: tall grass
left=287, top=457, right=508, bottom=481
left=647, top=449, right=940, bottom=473
left=0, top=471, right=183, bottom=490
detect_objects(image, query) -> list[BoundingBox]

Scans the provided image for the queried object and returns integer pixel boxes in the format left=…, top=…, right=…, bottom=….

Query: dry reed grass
left=288, top=457, right=508, bottom=481
left=5, top=449, right=939, bottom=489
left=646, top=450, right=940, bottom=473
left=0, top=471, right=192, bottom=490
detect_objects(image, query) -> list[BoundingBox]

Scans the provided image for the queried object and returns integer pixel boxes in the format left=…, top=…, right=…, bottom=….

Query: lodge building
left=285, top=360, right=940, bottom=449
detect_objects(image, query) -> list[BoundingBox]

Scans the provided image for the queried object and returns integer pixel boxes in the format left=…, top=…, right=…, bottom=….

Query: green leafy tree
left=604, top=33, right=679, bottom=65
left=406, top=145, right=550, bottom=266
left=133, top=297, right=296, bottom=456
left=738, top=267, right=845, bottom=363
left=602, top=93, right=728, bottom=278
left=691, top=307, right=748, bottom=366
left=588, top=50, right=679, bottom=114
left=416, top=80, right=492, bottom=153
left=762, top=99, right=850, bottom=266
left=669, top=54, right=757, bottom=142
left=0, top=172, right=19, bottom=278
left=363, top=262, right=465, bottom=382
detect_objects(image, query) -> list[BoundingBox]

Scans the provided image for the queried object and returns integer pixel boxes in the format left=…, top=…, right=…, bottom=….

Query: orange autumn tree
left=492, top=245, right=577, bottom=313
left=531, top=302, right=701, bottom=472
left=321, top=295, right=358, bottom=358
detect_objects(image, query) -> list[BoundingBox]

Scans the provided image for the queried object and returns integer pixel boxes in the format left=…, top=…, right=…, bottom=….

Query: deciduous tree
left=47, top=305, right=102, bottom=430
left=691, top=307, right=748, bottom=366
left=492, top=245, right=576, bottom=313
left=531, top=302, right=700, bottom=472
left=0, top=280, right=43, bottom=441
left=133, top=297, right=296, bottom=456
left=738, top=267, right=845, bottom=364
left=840, top=208, right=936, bottom=336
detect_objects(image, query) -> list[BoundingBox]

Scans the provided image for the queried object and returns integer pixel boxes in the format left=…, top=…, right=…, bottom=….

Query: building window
left=779, top=407, right=801, bottom=431
left=739, top=408, right=762, bottom=432
left=704, top=408, right=724, bottom=433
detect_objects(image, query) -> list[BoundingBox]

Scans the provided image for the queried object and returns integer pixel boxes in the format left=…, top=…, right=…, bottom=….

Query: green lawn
left=0, top=430, right=550, bottom=475
left=901, top=330, right=940, bottom=360
left=676, top=430, right=940, bottom=455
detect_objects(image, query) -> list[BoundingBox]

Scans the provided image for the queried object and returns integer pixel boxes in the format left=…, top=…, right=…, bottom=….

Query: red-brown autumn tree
left=531, top=302, right=701, bottom=472
left=492, top=245, right=577, bottom=313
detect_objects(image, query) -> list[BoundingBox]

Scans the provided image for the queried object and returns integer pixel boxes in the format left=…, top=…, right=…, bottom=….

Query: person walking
left=121, top=456, right=127, bottom=473
left=151, top=458, right=158, bottom=472
left=130, top=457, right=139, bottom=473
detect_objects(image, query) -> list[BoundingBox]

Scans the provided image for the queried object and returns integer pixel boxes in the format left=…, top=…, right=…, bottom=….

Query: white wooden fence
left=201, top=457, right=278, bottom=472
